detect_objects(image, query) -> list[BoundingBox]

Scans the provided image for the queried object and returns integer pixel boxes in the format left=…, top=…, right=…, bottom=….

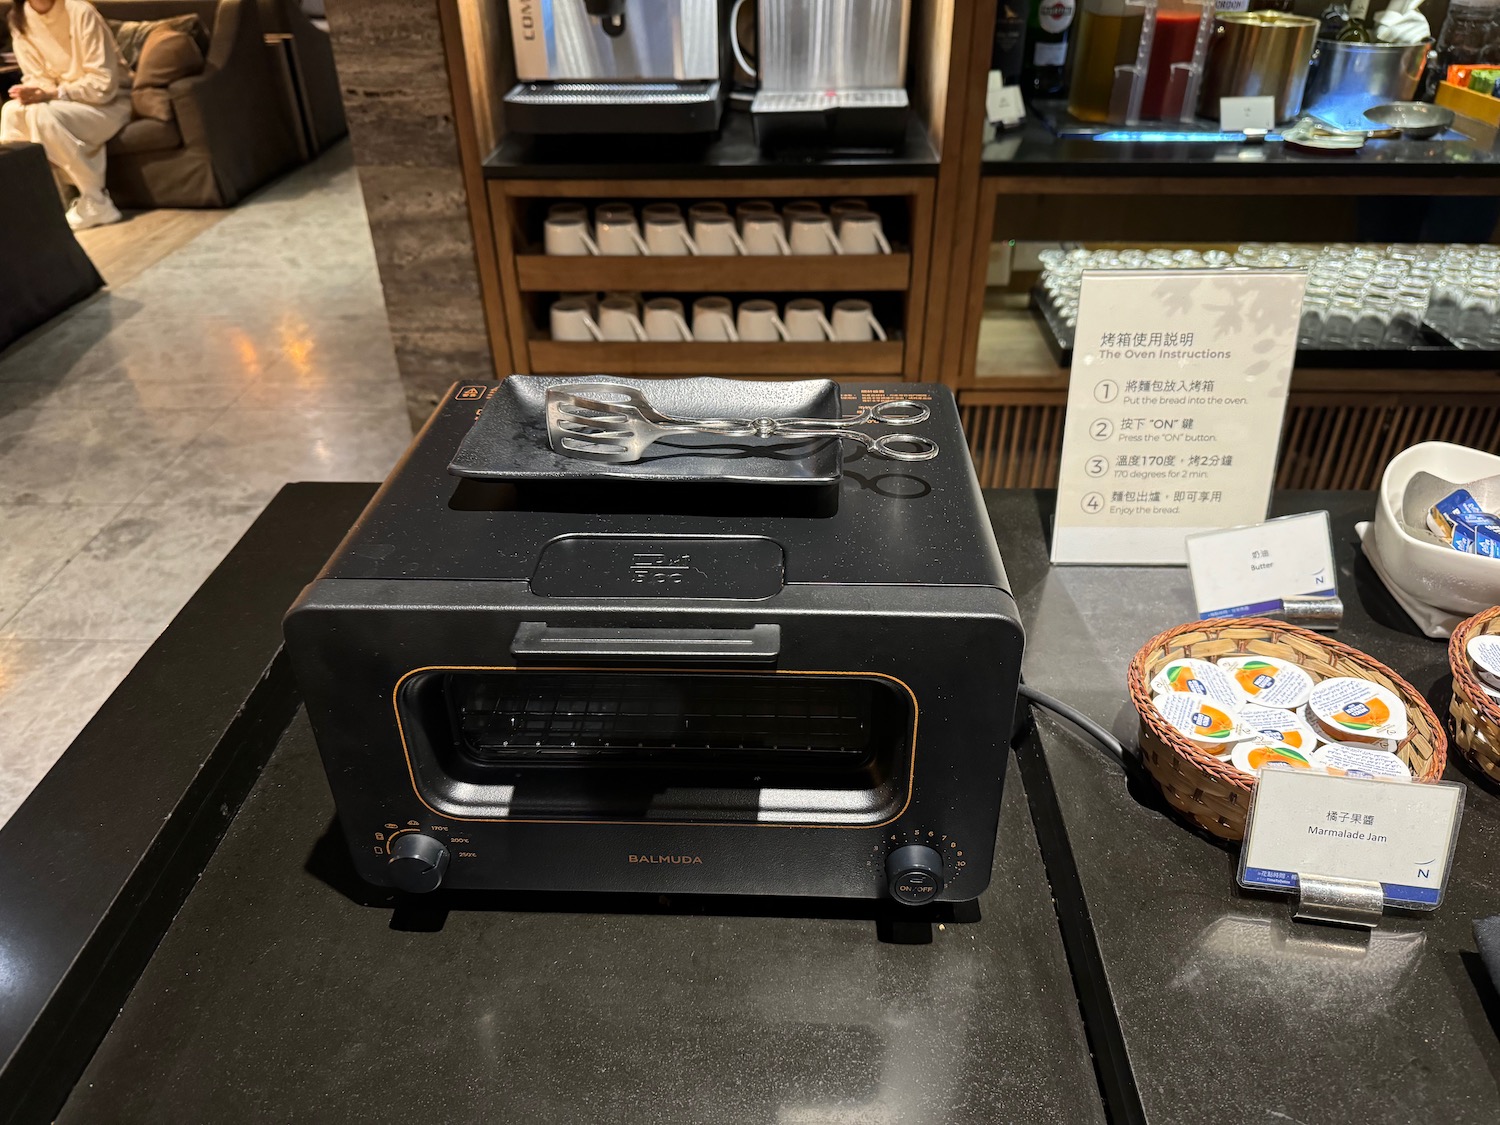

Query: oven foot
left=876, top=898, right=983, bottom=943
left=877, top=916, right=935, bottom=944
left=389, top=896, right=450, bottom=933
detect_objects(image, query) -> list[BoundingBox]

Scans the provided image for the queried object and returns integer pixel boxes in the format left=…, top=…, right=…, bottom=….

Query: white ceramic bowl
left=1371, top=441, right=1500, bottom=616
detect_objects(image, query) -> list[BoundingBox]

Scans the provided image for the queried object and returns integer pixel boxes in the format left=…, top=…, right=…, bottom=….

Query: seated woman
left=2, top=0, right=131, bottom=230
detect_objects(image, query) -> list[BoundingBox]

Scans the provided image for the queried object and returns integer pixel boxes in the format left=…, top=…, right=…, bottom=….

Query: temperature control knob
left=387, top=833, right=449, bottom=893
left=886, top=843, right=945, bottom=905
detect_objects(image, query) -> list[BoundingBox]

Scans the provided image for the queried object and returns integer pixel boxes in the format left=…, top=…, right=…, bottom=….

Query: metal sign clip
left=1293, top=873, right=1385, bottom=929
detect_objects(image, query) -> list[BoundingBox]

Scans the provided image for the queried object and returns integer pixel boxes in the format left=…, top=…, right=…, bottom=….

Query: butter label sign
left=1052, top=270, right=1304, bottom=565
left=1239, top=769, right=1465, bottom=910
left=1185, top=511, right=1337, bottom=618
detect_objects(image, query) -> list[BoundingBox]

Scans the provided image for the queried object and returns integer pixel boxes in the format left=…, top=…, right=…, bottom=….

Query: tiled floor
left=0, top=142, right=412, bottom=826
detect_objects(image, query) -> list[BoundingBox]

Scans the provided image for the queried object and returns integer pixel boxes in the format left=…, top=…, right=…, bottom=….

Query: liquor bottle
left=1024, top=0, right=1078, bottom=98
left=994, top=1, right=1029, bottom=87
left=1334, top=0, right=1375, bottom=40
left=1319, top=1, right=1351, bottom=37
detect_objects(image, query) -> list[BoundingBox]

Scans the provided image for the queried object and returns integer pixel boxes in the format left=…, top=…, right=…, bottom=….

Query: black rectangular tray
left=449, top=375, right=845, bottom=486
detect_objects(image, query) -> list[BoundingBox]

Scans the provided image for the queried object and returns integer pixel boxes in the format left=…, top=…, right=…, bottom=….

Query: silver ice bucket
left=1302, top=38, right=1434, bottom=131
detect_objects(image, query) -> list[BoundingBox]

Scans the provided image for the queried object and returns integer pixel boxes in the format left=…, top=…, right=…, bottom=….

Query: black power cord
left=1018, top=683, right=1128, bottom=766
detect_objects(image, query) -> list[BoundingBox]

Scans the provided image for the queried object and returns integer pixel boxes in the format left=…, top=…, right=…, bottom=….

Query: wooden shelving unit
left=526, top=339, right=906, bottom=377
left=488, top=176, right=936, bottom=380
left=513, top=252, right=914, bottom=294
left=437, top=0, right=1500, bottom=490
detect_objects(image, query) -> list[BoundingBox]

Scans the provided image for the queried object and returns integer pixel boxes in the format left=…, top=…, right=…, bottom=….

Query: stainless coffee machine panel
left=737, top=0, right=912, bottom=151
left=755, top=0, right=909, bottom=92
left=504, top=0, right=731, bottom=134
left=510, top=0, right=723, bottom=81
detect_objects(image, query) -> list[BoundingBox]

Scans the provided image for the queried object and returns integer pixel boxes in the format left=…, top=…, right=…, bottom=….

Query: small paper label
left=1033, top=40, right=1068, bottom=67
left=987, top=74, right=1027, bottom=125
left=1220, top=95, right=1277, bottom=132
left=1186, top=511, right=1336, bottom=618
left=1239, top=769, right=1465, bottom=909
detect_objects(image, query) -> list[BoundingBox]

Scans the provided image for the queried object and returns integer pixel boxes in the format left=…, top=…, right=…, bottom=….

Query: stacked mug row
left=542, top=199, right=892, bottom=258
left=550, top=294, right=889, bottom=343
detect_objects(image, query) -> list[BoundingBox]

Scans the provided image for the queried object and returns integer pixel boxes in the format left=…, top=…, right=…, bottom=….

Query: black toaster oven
left=284, top=380, right=1024, bottom=906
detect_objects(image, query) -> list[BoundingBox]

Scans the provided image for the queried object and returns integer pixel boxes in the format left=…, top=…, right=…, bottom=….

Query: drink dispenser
left=1139, top=0, right=1214, bottom=120
left=1068, top=0, right=1157, bottom=123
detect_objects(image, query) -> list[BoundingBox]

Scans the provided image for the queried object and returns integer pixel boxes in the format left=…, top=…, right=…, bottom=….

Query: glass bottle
left=1336, top=0, right=1375, bottom=41
left=1318, top=2, right=1352, bottom=38
left=994, top=2, right=1030, bottom=86
left=1024, top=0, right=1079, bottom=97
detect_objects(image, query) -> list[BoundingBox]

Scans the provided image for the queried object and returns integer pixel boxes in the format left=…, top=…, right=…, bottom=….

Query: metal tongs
left=545, top=383, right=940, bottom=464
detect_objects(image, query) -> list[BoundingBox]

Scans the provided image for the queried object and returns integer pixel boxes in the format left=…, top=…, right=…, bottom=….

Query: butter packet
left=1217, top=655, right=1315, bottom=709
left=1427, top=488, right=1500, bottom=558
left=1150, top=659, right=1239, bottom=708
left=1306, top=677, right=1408, bottom=744
left=1239, top=703, right=1320, bottom=754
left=1231, top=741, right=1314, bottom=777
left=1312, top=743, right=1413, bottom=781
left=1466, top=634, right=1500, bottom=691
left=1152, top=692, right=1255, bottom=748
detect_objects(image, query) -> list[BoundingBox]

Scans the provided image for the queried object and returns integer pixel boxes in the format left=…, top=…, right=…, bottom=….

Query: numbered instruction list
left=1052, top=270, right=1305, bottom=565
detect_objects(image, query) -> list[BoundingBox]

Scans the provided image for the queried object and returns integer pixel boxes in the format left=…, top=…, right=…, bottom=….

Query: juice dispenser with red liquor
left=1139, top=0, right=1214, bottom=120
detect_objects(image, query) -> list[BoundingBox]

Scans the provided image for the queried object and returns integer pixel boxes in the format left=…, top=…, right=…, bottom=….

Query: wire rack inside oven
left=451, top=673, right=878, bottom=764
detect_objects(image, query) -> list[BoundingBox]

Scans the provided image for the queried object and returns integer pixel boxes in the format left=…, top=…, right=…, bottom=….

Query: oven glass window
left=398, top=671, right=913, bottom=823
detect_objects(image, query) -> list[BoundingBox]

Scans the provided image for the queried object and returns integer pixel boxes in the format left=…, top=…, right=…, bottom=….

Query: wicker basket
left=1128, top=618, right=1448, bottom=841
left=1448, top=606, right=1500, bottom=785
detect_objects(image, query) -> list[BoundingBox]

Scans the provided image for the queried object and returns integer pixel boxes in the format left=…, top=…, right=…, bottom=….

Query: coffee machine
left=504, top=0, right=732, bottom=134
left=733, top=0, right=912, bottom=151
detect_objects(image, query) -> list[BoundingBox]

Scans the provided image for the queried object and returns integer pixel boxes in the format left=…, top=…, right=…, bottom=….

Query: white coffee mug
left=788, top=213, right=843, bottom=255
left=599, top=296, right=648, bottom=341
left=597, top=215, right=650, bottom=256
left=641, top=202, right=683, bottom=223
left=736, top=299, right=790, bottom=342
left=543, top=215, right=599, bottom=256
left=560, top=291, right=599, bottom=314
left=829, top=198, right=869, bottom=224
left=831, top=298, right=887, bottom=342
left=783, top=298, right=836, bottom=341
left=550, top=298, right=603, bottom=341
left=734, top=199, right=777, bottom=223
left=692, top=296, right=739, bottom=341
left=644, top=216, right=699, bottom=256
left=741, top=212, right=790, bottom=256
left=688, top=202, right=730, bottom=223
left=603, top=291, right=642, bottom=311
left=595, top=202, right=636, bottom=225
left=548, top=202, right=589, bottom=222
left=692, top=212, right=746, bottom=255
left=837, top=210, right=891, bottom=255
left=783, top=200, right=824, bottom=219
left=643, top=297, right=694, bottom=341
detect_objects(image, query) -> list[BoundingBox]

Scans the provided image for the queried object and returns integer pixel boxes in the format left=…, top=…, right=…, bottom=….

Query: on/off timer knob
left=886, top=843, right=945, bottom=905
left=387, top=833, right=449, bottom=893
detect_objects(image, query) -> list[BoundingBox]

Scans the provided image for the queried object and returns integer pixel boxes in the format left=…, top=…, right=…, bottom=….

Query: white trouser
left=0, top=97, right=131, bottom=197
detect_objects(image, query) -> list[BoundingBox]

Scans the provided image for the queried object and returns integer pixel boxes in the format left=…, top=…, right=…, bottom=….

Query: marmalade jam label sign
left=1051, top=269, right=1304, bottom=566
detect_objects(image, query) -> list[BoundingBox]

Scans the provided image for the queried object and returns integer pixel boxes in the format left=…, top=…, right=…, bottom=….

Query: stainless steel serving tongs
left=545, top=383, right=940, bottom=464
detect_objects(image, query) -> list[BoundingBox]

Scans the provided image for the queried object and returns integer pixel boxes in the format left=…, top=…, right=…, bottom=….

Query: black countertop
left=42, top=484, right=1102, bottom=1125
left=993, top=489, right=1500, bottom=1124
left=484, top=105, right=940, bottom=181
left=984, top=115, right=1500, bottom=181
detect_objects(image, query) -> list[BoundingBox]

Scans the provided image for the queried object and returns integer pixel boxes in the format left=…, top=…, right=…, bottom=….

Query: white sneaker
left=67, top=191, right=123, bottom=231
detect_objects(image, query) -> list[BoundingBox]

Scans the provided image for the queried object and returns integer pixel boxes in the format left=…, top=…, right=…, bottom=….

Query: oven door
left=394, top=623, right=915, bottom=826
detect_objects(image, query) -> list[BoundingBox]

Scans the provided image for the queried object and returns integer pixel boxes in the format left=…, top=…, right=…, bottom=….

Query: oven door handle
left=510, top=622, right=781, bottom=665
